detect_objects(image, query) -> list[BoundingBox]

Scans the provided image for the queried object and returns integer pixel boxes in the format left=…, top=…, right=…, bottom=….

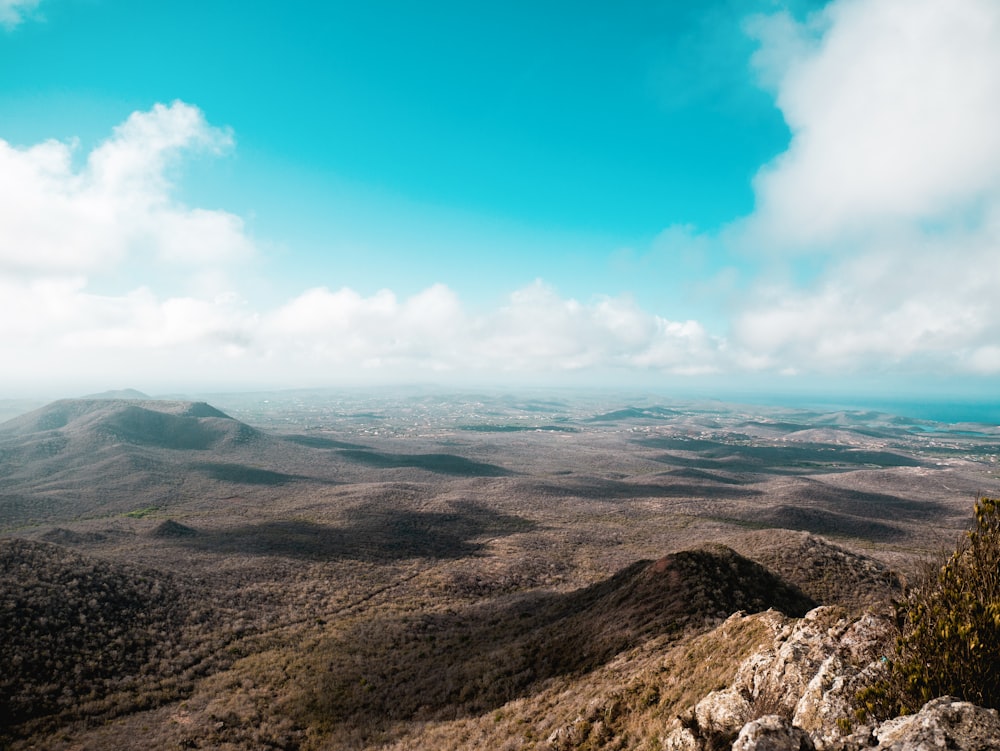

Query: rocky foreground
left=661, top=606, right=1000, bottom=751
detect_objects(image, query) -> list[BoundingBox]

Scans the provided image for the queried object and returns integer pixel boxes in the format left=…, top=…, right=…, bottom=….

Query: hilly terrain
left=0, top=399, right=272, bottom=527
left=1, top=391, right=998, bottom=749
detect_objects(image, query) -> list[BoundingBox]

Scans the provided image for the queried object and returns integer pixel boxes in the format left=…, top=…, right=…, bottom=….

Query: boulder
left=732, top=715, right=815, bottom=751
left=693, top=688, right=752, bottom=738
left=874, top=696, right=1000, bottom=750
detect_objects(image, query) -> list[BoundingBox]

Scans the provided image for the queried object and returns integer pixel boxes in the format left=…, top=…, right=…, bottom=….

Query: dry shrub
left=856, top=496, right=1000, bottom=720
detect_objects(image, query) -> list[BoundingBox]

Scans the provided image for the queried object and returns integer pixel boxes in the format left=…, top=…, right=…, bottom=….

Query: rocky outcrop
left=665, top=606, right=894, bottom=750
left=662, top=606, right=1000, bottom=750
left=873, top=697, right=1000, bottom=750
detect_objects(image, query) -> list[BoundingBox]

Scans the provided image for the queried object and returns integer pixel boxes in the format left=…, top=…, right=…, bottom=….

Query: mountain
left=0, top=398, right=239, bottom=444
left=0, top=399, right=268, bottom=527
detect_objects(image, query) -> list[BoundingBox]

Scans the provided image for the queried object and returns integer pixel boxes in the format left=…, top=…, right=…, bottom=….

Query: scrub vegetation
left=856, top=496, right=1000, bottom=720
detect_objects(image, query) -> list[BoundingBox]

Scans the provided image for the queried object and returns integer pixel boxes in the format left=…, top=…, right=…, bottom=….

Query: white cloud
left=733, top=237, right=1000, bottom=373
left=0, top=0, right=39, bottom=29
left=729, top=0, right=1000, bottom=377
left=259, top=280, right=722, bottom=379
left=745, top=0, right=1000, bottom=248
left=0, top=102, right=729, bottom=391
left=0, top=101, right=251, bottom=276
left=0, top=276, right=725, bottom=390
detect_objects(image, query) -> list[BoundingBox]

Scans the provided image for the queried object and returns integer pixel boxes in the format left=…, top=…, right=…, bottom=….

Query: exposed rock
left=732, top=715, right=815, bottom=751
left=662, top=607, right=895, bottom=751
left=792, top=613, right=895, bottom=748
left=874, top=696, right=1000, bottom=750
left=661, top=726, right=700, bottom=751
left=661, top=604, right=1000, bottom=751
left=693, top=686, right=752, bottom=738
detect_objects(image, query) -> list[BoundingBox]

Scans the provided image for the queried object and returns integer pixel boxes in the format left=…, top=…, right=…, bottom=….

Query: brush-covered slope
left=0, top=399, right=268, bottom=526
left=0, top=538, right=235, bottom=741
left=1, top=537, right=883, bottom=750
left=728, top=529, right=904, bottom=612
left=0, top=398, right=248, bottom=447
left=281, top=544, right=815, bottom=747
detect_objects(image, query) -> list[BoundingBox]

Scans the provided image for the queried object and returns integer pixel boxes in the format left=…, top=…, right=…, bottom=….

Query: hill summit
left=0, top=398, right=249, bottom=449
left=0, top=398, right=268, bottom=528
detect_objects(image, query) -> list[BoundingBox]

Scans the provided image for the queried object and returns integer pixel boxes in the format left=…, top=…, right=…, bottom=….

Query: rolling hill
left=0, top=399, right=270, bottom=526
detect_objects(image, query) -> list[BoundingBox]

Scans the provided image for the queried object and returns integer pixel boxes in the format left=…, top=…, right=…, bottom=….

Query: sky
left=1, top=0, right=999, bottom=400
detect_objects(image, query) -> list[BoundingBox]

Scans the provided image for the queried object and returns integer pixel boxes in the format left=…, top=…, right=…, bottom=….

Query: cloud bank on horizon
left=2, top=0, right=999, bottom=394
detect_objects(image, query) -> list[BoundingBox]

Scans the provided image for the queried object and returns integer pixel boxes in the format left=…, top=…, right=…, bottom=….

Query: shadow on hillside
left=336, top=449, right=512, bottom=477
left=643, top=438, right=921, bottom=475
left=294, top=546, right=815, bottom=735
left=175, top=502, right=534, bottom=561
left=726, top=505, right=906, bottom=541
left=659, top=468, right=756, bottom=485
left=787, top=481, right=945, bottom=520
left=716, top=481, right=947, bottom=542
left=193, top=462, right=306, bottom=486
left=97, top=406, right=260, bottom=451
left=283, top=435, right=368, bottom=450
left=532, top=477, right=763, bottom=501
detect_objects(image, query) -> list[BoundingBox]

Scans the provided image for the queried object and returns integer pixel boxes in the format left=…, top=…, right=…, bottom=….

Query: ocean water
left=717, top=392, right=1000, bottom=427
left=860, top=400, right=1000, bottom=426
left=791, top=398, right=1000, bottom=426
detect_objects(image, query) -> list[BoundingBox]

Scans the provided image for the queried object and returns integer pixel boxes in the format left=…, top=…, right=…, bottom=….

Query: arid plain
left=2, top=390, right=998, bottom=749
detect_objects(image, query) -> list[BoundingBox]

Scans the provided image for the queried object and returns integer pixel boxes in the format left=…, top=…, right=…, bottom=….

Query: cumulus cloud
left=733, top=231, right=1000, bottom=373
left=260, top=280, right=721, bottom=379
left=0, top=101, right=251, bottom=275
left=744, top=0, right=1000, bottom=248
left=0, top=278, right=723, bottom=389
left=0, top=102, right=260, bottom=390
left=0, top=101, right=727, bottom=391
left=0, top=0, right=39, bottom=28
left=730, top=0, right=1000, bottom=376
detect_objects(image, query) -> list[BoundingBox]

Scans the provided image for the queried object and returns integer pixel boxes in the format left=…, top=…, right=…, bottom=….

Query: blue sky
left=1, top=0, right=999, bottom=399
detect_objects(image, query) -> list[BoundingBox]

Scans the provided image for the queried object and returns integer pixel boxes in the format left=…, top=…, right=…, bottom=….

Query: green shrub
left=857, top=497, right=1000, bottom=720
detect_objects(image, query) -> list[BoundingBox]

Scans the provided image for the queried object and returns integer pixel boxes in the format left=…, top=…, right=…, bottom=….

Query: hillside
left=0, top=538, right=239, bottom=738
left=0, top=399, right=272, bottom=527
left=0, top=398, right=249, bottom=446
left=0, top=537, right=821, bottom=749
left=725, top=529, right=903, bottom=612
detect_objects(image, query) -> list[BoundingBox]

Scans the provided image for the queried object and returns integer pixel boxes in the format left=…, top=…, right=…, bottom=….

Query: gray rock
left=693, top=687, right=752, bottom=737
left=733, top=715, right=815, bottom=751
left=658, top=611, right=1000, bottom=751
left=660, top=725, right=699, bottom=751
left=661, top=607, right=895, bottom=750
left=793, top=614, right=894, bottom=748
left=874, top=696, right=1000, bottom=750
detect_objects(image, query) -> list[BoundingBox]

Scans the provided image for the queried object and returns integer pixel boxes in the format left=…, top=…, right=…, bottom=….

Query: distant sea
left=851, top=400, right=1000, bottom=426
left=787, top=398, right=1000, bottom=426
